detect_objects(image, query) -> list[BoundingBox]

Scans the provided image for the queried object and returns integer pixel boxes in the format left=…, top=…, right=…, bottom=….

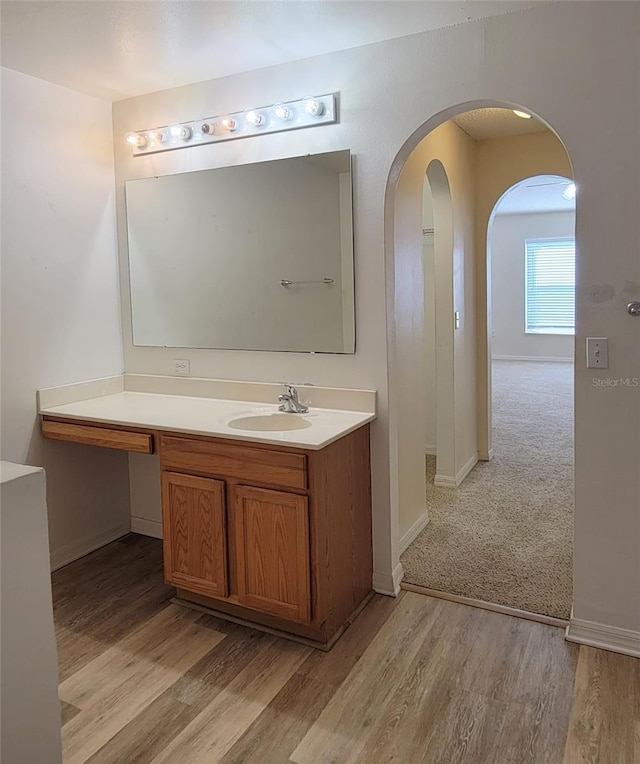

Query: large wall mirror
left=125, top=150, right=355, bottom=353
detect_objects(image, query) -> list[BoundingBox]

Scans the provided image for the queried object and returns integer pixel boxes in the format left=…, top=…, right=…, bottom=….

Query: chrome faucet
left=278, top=385, right=309, bottom=413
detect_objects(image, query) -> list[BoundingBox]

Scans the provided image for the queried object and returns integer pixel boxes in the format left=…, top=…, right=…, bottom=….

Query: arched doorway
left=387, top=103, right=575, bottom=620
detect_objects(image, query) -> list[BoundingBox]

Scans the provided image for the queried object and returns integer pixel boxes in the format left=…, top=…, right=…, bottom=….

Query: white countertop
left=39, top=391, right=375, bottom=450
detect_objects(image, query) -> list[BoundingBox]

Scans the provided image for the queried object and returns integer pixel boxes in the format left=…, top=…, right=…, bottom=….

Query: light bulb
left=245, top=110, right=264, bottom=126
left=304, top=98, right=324, bottom=117
left=562, top=182, right=576, bottom=200
left=513, top=109, right=532, bottom=119
left=169, top=124, right=193, bottom=141
left=273, top=104, right=292, bottom=121
left=125, top=131, right=147, bottom=149
left=221, top=117, right=238, bottom=132
left=201, top=122, right=215, bottom=135
left=147, top=130, right=168, bottom=145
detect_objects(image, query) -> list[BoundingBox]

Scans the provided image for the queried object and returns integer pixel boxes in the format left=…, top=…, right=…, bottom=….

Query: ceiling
left=452, top=108, right=548, bottom=140
left=1, top=1, right=535, bottom=101
left=494, top=175, right=575, bottom=215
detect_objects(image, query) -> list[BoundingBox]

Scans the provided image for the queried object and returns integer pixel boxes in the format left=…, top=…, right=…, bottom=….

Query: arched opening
left=388, top=102, right=575, bottom=620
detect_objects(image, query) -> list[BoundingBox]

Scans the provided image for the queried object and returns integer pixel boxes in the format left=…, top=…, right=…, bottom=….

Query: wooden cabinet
left=235, top=486, right=311, bottom=623
left=158, top=426, right=372, bottom=647
left=41, top=413, right=373, bottom=647
left=161, top=472, right=228, bottom=598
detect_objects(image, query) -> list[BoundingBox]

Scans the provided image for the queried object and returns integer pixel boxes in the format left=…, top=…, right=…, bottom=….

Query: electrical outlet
left=172, top=359, right=191, bottom=375
left=586, top=337, right=608, bottom=369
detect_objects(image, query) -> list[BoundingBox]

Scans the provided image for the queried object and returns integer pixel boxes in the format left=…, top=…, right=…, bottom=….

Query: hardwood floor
left=563, top=647, right=640, bottom=764
left=52, top=534, right=638, bottom=764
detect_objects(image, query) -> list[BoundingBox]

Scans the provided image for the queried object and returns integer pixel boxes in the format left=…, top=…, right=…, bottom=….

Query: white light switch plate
left=586, top=337, right=608, bottom=369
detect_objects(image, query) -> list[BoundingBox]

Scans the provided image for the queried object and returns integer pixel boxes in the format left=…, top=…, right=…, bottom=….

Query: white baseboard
left=433, top=474, right=456, bottom=488
left=565, top=616, right=640, bottom=658
left=130, top=516, right=163, bottom=539
left=434, top=453, right=478, bottom=488
left=50, top=524, right=130, bottom=571
left=425, top=444, right=437, bottom=456
left=399, top=512, right=429, bottom=554
left=478, top=448, right=495, bottom=462
left=492, top=355, right=573, bottom=363
left=373, top=563, right=404, bottom=597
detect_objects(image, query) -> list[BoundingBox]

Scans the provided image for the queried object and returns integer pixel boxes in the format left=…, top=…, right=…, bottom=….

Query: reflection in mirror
left=126, top=150, right=354, bottom=353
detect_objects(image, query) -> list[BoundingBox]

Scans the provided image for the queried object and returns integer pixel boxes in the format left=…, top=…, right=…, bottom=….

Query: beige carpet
left=401, top=360, right=573, bottom=619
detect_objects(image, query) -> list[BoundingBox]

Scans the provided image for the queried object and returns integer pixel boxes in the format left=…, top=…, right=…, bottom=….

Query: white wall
left=1, top=463, right=62, bottom=764
left=491, top=211, right=575, bottom=359
left=0, top=68, right=129, bottom=568
left=112, top=1, right=640, bottom=630
left=113, top=40, right=398, bottom=582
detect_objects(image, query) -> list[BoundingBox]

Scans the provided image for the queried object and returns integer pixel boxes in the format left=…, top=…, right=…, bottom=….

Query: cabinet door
left=234, top=485, right=311, bottom=623
left=161, top=471, right=228, bottom=598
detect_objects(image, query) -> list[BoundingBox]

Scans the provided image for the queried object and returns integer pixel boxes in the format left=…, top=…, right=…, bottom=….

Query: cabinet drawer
left=42, top=420, right=153, bottom=454
left=160, top=436, right=307, bottom=490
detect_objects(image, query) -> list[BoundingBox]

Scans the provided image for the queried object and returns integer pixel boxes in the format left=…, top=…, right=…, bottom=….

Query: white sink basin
left=228, top=413, right=313, bottom=432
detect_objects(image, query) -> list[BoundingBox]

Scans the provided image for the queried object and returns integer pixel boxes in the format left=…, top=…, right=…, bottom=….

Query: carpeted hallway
left=401, top=360, right=573, bottom=619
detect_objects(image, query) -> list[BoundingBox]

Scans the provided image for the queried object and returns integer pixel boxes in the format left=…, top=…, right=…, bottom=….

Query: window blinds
left=525, top=237, right=575, bottom=334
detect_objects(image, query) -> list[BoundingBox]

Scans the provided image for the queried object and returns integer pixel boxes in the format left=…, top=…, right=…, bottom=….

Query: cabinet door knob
left=627, top=301, right=640, bottom=316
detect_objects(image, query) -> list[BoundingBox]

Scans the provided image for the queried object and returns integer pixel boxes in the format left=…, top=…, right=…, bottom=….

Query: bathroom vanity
left=39, top=379, right=375, bottom=648
left=38, top=148, right=369, bottom=648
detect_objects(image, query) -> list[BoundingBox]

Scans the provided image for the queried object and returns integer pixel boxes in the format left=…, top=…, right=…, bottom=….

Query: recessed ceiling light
left=562, top=182, right=576, bottom=200
left=513, top=109, right=532, bottom=119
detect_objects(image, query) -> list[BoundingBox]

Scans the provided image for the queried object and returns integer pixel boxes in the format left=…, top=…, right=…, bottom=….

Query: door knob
left=627, top=301, right=640, bottom=316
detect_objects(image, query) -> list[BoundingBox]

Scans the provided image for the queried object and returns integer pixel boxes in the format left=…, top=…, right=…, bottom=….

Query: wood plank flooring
left=563, top=646, right=640, bottom=764
left=52, top=534, right=639, bottom=764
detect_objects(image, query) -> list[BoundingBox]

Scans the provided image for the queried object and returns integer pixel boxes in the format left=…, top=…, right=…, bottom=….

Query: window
left=525, top=237, right=575, bottom=334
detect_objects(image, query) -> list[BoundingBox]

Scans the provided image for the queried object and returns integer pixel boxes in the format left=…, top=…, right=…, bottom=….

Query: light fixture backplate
left=128, top=93, right=337, bottom=156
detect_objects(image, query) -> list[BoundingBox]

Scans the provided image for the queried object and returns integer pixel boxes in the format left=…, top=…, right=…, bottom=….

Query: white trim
left=492, top=355, right=573, bottom=363
left=565, top=616, right=640, bottom=658
left=457, top=453, right=479, bottom=484
left=425, top=444, right=437, bottom=455
left=373, top=563, right=404, bottom=597
left=131, top=517, right=163, bottom=539
left=478, top=448, right=495, bottom=462
left=399, top=512, right=429, bottom=553
left=50, top=525, right=130, bottom=571
left=433, top=474, right=456, bottom=487
left=434, top=453, right=478, bottom=488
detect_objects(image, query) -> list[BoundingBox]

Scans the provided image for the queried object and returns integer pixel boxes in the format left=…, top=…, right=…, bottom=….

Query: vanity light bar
left=125, top=94, right=337, bottom=156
